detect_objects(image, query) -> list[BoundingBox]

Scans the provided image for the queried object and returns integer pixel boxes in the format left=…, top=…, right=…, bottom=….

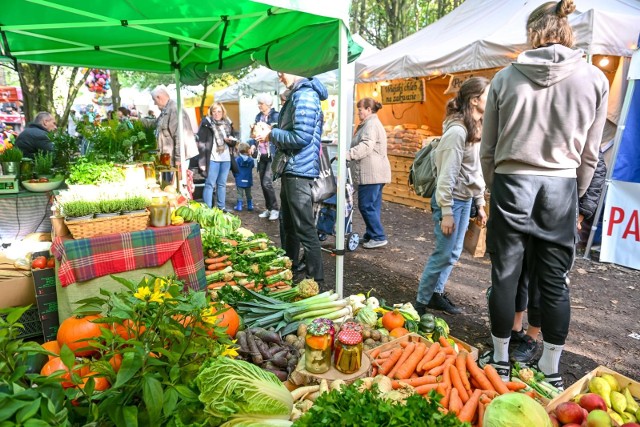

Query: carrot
left=438, top=335, right=451, bottom=348
left=374, top=357, right=388, bottom=366
left=206, top=280, right=236, bottom=289
left=207, top=260, right=232, bottom=270
left=441, top=345, right=456, bottom=355
left=410, top=372, right=419, bottom=379
left=391, top=375, right=437, bottom=389
left=395, top=342, right=427, bottom=379
left=265, top=281, right=288, bottom=288
left=399, top=341, right=411, bottom=348
left=458, top=389, right=482, bottom=422
left=483, top=365, right=510, bottom=395
left=479, top=393, right=493, bottom=405
left=369, top=347, right=382, bottom=359
left=220, top=238, right=238, bottom=246
left=479, top=389, right=499, bottom=399
left=378, top=348, right=403, bottom=376
left=388, top=342, right=416, bottom=378
left=417, top=342, right=441, bottom=372
left=421, top=351, right=446, bottom=372
left=439, top=357, right=455, bottom=389
left=466, top=355, right=495, bottom=392
left=506, top=381, right=527, bottom=391
left=371, top=366, right=378, bottom=376
left=456, top=351, right=472, bottom=392
left=428, top=355, right=454, bottom=377
left=264, top=268, right=285, bottom=277
left=470, top=377, right=482, bottom=390
left=448, top=388, right=462, bottom=416
left=439, top=386, right=451, bottom=408
left=477, top=401, right=485, bottom=427
left=524, top=390, right=537, bottom=399
left=414, top=382, right=440, bottom=395
left=449, top=364, right=470, bottom=403
left=205, top=255, right=229, bottom=264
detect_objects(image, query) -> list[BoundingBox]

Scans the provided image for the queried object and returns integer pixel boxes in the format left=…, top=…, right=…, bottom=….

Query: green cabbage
left=483, top=393, right=551, bottom=427
left=356, top=307, right=378, bottom=327
left=196, top=357, right=293, bottom=424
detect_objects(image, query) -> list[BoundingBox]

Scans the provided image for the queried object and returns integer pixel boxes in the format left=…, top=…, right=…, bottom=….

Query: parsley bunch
left=293, top=383, right=469, bottom=427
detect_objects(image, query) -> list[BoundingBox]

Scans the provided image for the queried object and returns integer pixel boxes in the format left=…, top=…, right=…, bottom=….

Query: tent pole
left=173, top=46, right=188, bottom=195
left=334, top=22, right=350, bottom=298
left=584, top=78, right=635, bottom=257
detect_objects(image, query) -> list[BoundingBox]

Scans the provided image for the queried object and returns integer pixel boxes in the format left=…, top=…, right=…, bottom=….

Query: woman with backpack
left=415, top=77, right=489, bottom=316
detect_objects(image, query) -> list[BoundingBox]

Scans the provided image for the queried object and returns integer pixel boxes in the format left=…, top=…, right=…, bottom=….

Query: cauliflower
left=519, top=368, right=535, bottom=383
left=347, top=294, right=366, bottom=313
left=365, top=296, right=380, bottom=310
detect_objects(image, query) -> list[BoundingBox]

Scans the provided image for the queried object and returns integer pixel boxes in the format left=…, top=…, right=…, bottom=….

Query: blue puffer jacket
left=271, top=78, right=327, bottom=178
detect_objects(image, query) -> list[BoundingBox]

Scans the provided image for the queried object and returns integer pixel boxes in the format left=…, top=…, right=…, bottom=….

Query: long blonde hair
left=527, top=0, right=577, bottom=49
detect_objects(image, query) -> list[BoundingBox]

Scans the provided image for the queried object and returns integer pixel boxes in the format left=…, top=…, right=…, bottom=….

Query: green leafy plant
left=97, top=198, right=124, bottom=214
left=79, top=118, right=156, bottom=163
left=122, top=195, right=151, bottom=212
left=67, top=158, right=125, bottom=185
left=61, top=200, right=97, bottom=218
left=50, top=128, right=80, bottom=170
left=34, top=151, right=55, bottom=175
left=0, top=147, right=24, bottom=162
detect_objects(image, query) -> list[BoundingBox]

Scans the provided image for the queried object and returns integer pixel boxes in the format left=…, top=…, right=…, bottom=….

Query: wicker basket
left=64, top=211, right=150, bottom=239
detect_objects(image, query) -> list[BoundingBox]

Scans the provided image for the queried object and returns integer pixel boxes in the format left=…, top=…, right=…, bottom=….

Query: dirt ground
left=222, top=178, right=640, bottom=387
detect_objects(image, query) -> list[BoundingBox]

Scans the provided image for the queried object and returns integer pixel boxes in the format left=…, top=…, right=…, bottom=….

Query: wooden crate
left=385, top=153, right=432, bottom=209
left=546, top=366, right=640, bottom=412
left=365, top=333, right=478, bottom=362
left=290, top=352, right=372, bottom=386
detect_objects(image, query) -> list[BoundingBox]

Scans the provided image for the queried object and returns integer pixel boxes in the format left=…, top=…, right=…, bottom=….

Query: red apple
left=620, top=424, right=640, bottom=427
left=557, top=402, right=586, bottom=425
left=564, top=424, right=583, bottom=427
left=579, top=393, right=608, bottom=412
left=549, top=413, right=561, bottom=427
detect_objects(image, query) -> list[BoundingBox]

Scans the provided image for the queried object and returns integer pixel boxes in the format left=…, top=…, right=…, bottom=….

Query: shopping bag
left=463, top=219, right=486, bottom=257
left=311, top=149, right=337, bottom=203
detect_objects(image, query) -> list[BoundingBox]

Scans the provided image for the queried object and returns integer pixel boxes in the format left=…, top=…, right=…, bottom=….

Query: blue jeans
left=358, top=184, right=386, bottom=241
left=417, top=197, right=472, bottom=305
left=203, top=161, right=231, bottom=209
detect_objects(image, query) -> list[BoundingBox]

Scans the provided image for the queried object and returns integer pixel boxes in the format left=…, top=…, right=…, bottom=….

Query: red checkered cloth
left=51, top=222, right=206, bottom=291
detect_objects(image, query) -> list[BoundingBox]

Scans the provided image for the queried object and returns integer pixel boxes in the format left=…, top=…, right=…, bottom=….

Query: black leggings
left=487, top=174, right=577, bottom=345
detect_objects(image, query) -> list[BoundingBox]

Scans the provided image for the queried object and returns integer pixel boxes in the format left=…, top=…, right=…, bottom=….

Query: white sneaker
left=362, top=239, right=388, bottom=249
left=259, top=210, right=270, bottom=218
left=268, top=210, right=279, bottom=221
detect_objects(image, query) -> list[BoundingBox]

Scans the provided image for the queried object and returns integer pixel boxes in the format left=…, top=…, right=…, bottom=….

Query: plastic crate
left=0, top=306, right=43, bottom=339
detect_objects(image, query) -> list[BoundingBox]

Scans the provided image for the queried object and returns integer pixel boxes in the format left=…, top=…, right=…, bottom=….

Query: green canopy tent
left=1, top=0, right=363, bottom=296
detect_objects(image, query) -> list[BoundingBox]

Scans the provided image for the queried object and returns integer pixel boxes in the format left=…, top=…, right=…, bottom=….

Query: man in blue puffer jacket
left=254, top=72, right=328, bottom=283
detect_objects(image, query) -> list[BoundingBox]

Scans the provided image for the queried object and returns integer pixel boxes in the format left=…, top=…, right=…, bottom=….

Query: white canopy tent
left=356, top=0, right=640, bottom=83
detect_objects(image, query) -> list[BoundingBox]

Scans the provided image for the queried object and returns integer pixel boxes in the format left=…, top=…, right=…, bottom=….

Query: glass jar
left=20, top=158, right=33, bottom=179
left=149, top=195, right=170, bottom=227
left=142, top=161, right=156, bottom=183
left=304, top=322, right=332, bottom=374
left=334, top=329, right=363, bottom=374
left=311, top=318, right=336, bottom=351
left=159, top=153, right=171, bottom=167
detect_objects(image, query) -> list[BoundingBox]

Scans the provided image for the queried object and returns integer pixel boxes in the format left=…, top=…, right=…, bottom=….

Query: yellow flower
left=221, top=342, right=239, bottom=358
left=201, top=307, right=218, bottom=325
left=148, top=291, right=165, bottom=303
left=153, top=278, right=167, bottom=293
left=134, top=286, right=152, bottom=300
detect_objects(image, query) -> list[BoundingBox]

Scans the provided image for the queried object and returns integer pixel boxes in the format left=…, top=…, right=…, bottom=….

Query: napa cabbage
left=196, top=357, right=293, bottom=424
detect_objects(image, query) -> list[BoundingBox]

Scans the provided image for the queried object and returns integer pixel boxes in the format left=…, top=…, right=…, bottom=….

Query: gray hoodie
left=481, top=44, right=609, bottom=197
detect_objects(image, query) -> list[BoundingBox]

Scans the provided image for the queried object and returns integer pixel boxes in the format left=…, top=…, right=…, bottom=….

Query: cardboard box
left=546, top=366, right=640, bottom=412
left=365, top=333, right=479, bottom=362
left=464, top=220, right=486, bottom=258
left=0, top=274, right=36, bottom=309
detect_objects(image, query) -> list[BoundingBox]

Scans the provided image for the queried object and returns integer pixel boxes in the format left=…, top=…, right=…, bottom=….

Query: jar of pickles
left=304, top=322, right=332, bottom=374
left=334, top=329, right=363, bottom=374
left=311, top=318, right=336, bottom=351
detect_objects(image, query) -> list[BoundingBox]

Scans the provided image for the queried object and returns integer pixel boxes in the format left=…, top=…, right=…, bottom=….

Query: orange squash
left=57, top=314, right=106, bottom=356
left=41, top=340, right=60, bottom=360
left=80, top=372, right=110, bottom=391
left=112, top=319, right=147, bottom=340
left=108, top=354, right=122, bottom=373
left=389, top=327, right=410, bottom=338
left=213, top=304, right=240, bottom=338
left=381, top=309, right=405, bottom=332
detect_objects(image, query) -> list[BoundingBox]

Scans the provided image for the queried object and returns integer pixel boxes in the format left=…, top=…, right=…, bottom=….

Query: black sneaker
left=415, top=301, right=428, bottom=316
left=478, top=350, right=511, bottom=382
left=510, top=328, right=527, bottom=344
left=531, top=362, right=565, bottom=392
left=427, top=292, right=463, bottom=315
left=511, top=336, right=539, bottom=363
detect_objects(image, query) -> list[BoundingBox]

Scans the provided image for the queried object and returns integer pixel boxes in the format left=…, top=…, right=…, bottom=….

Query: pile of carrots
left=204, top=253, right=291, bottom=292
left=369, top=336, right=534, bottom=426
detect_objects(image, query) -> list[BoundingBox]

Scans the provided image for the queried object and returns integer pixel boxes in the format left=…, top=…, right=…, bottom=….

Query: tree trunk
left=199, top=75, right=210, bottom=119
left=111, top=70, right=121, bottom=112
left=58, top=68, right=91, bottom=129
left=16, top=63, right=54, bottom=123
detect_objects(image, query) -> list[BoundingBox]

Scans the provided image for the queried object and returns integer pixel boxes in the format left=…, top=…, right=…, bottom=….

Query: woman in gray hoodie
left=480, top=0, right=609, bottom=388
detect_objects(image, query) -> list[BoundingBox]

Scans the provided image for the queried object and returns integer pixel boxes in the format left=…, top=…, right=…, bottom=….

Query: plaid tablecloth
left=51, top=222, right=205, bottom=291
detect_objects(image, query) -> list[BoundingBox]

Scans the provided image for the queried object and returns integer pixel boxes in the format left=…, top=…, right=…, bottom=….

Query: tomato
left=38, top=177, right=49, bottom=183
left=46, top=257, right=55, bottom=268
left=32, top=256, right=47, bottom=269
left=29, top=179, right=38, bottom=183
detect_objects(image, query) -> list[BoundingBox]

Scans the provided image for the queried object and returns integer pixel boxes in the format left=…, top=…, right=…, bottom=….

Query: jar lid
left=312, top=318, right=335, bottom=332
left=307, top=321, right=330, bottom=336
left=337, top=329, right=362, bottom=345
left=340, top=321, right=363, bottom=334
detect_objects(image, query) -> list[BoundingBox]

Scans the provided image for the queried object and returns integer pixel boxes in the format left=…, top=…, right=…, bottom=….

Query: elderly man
left=254, top=72, right=328, bottom=284
left=15, top=112, right=57, bottom=159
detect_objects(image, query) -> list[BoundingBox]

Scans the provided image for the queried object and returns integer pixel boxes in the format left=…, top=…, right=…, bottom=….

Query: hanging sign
left=601, top=180, right=640, bottom=270
left=381, top=79, right=425, bottom=104
left=444, top=69, right=498, bottom=94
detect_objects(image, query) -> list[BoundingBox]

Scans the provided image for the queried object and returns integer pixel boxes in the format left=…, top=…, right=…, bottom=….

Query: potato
left=362, top=330, right=372, bottom=339
left=370, top=330, right=381, bottom=341
left=380, top=335, right=389, bottom=343
left=285, top=334, right=298, bottom=345
left=297, top=323, right=308, bottom=338
left=364, top=338, right=376, bottom=347
left=295, top=339, right=305, bottom=350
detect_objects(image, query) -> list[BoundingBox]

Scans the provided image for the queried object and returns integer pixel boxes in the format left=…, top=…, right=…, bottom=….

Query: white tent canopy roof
left=216, top=34, right=378, bottom=101
left=356, top=0, right=640, bottom=83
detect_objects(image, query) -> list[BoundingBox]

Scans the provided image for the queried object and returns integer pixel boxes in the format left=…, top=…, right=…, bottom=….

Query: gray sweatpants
left=486, top=174, right=577, bottom=345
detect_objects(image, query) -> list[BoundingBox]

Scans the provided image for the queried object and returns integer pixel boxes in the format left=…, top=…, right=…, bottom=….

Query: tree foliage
left=350, top=0, right=465, bottom=48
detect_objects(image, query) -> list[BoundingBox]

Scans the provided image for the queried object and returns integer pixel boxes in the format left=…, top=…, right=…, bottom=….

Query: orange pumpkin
left=57, top=314, right=106, bottom=356
left=112, top=319, right=147, bottom=340
left=108, top=354, right=122, bottom=373
left=41, top=340, right=60, bottom=360
left=389, top=327, right=410, bottom=338
left=41, top=357, right=88, bottom=388
left=381, top=309, right=405, bottom=332
left=213, top=304, right=240, bottom=338
left=80, top=372, right=110, bottom=391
